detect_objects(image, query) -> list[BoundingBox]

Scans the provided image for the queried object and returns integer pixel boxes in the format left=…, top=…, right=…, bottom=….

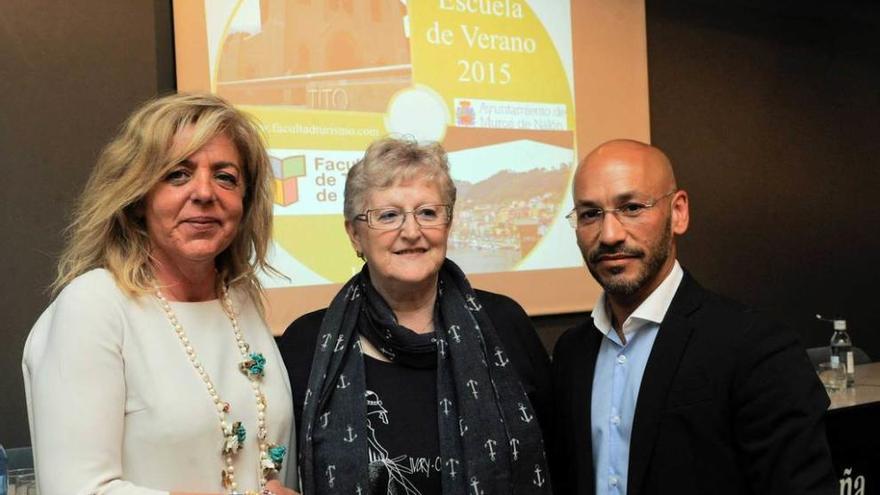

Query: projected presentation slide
left=174, top=0, right=649, bottom=321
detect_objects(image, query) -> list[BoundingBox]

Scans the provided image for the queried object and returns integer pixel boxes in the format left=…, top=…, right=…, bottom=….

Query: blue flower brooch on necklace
left=240, top=352, right=266, bottom=378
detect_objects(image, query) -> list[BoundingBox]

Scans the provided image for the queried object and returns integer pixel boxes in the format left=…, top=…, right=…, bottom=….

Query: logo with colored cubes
left=271, top=155, right=307, bottom=206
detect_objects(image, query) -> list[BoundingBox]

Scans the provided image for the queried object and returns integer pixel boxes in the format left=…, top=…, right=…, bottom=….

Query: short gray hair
left=343, top=137, right=457, bottom=220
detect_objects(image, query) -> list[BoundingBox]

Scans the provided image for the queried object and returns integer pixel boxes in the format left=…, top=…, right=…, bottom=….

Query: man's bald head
left=575, top=139, right=677, bottom=197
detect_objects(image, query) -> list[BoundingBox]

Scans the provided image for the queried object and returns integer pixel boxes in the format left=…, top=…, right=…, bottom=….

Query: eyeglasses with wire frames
left=566, top=190, right=678, bottom=228
left=354, top=204, right=453, bottom=230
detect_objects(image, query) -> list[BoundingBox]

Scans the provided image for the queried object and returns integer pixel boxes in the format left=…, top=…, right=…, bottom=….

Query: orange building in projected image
left=216, top=0, right=412, bottom=113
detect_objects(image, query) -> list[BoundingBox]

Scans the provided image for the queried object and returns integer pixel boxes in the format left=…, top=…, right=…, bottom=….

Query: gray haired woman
left=277, top=137, right=553, bottom=494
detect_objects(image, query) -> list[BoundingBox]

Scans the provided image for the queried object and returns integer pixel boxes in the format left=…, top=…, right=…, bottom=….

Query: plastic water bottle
left=831, top=320, right=855, bottom=387
left=0, top=442, right=8, bottom=495
left=819, top=315, right=855, bottom=387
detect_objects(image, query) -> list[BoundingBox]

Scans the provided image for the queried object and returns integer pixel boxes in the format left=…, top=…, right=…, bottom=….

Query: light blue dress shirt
left=590, top=262, right=684, bottom=495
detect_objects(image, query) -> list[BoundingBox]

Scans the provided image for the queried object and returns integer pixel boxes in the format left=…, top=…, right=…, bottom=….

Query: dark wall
left=1, top=0, right=878, bottom=448
left=645, top=0, right=880, bottom=355
left=0, top=0, right=175, bottom=447
left=536, top=0, right=880, bottom=358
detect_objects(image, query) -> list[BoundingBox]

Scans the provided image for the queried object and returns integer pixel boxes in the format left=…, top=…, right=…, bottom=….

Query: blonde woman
left=23, top=93, right=298, bottom=495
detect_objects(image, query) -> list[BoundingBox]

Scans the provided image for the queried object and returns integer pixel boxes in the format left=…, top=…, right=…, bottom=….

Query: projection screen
left=172, top=0, right=650, bottom=331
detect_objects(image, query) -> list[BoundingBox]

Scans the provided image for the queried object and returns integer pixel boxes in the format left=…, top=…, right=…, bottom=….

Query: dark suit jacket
left=550, top=273, right=835, bottom=495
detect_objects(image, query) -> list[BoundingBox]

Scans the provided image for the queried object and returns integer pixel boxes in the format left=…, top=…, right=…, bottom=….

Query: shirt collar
left=591, top=260, right=684, bottom=338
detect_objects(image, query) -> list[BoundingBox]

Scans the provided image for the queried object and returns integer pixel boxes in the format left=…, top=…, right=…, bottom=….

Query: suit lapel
left=575, top=323, right=602, bottom=492
left=627, top=274, right=705, bottom=495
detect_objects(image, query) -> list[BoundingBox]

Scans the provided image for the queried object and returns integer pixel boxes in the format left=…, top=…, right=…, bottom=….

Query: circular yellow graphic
left=209, top=0, right=579, bottom=285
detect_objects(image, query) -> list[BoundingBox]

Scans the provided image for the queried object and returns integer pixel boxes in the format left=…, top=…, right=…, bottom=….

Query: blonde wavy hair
left=52, top=92, right=276, bottom=309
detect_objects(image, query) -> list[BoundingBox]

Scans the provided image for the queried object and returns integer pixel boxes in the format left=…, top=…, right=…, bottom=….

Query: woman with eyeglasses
left=276, top=137, right=553, bottom=495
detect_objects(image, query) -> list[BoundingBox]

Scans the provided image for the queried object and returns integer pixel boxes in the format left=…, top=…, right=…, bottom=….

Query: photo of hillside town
left=448, top=162, right=572, bottom=273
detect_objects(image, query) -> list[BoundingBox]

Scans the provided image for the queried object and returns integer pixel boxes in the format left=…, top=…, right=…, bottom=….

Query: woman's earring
left=356, top=251, right=365, bottom=260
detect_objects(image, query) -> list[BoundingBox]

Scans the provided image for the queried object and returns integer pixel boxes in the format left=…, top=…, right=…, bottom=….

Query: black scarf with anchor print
left=299, top=259, right=551, bottom=495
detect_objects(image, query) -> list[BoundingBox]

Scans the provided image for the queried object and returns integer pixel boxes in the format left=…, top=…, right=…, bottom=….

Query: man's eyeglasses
left=566, top=190, right=677, bottom=228
left=354, top=204, right=452, bottom=230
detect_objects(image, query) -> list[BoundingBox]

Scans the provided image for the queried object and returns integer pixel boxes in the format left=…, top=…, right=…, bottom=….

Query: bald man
left=550, top=140, right=834, bottom=494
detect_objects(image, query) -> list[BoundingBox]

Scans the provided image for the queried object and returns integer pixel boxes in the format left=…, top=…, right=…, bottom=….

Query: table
left=828, top=362, right=880, bottom=410
left=825, top=363, right=880, bottom=492
left=852, top=361, right=880, bottom=385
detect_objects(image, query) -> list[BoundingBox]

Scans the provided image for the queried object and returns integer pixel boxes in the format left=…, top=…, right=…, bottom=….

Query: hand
left=264, top=479, right=300, bottom=495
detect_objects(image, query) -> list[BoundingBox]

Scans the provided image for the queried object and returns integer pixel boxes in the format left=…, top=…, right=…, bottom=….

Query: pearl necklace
left=155, top=285, right=285, bottom=495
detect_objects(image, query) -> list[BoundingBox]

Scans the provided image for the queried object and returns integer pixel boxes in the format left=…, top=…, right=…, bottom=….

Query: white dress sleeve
left=24, top=272, right=168, bottom=495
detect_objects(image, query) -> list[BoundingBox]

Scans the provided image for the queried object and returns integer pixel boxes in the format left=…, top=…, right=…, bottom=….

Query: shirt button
left=610, top=476, right=619, bottom=487
left=617, top=355, right=627, bottom=364
left=611, top=415, right=621, bottom=426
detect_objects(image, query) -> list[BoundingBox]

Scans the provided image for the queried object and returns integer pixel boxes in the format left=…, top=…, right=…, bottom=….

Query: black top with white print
left=363, top=355, right=441, bottom=494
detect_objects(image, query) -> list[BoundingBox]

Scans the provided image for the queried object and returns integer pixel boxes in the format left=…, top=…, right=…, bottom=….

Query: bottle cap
left=816, top=314, right=847, bottom=331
